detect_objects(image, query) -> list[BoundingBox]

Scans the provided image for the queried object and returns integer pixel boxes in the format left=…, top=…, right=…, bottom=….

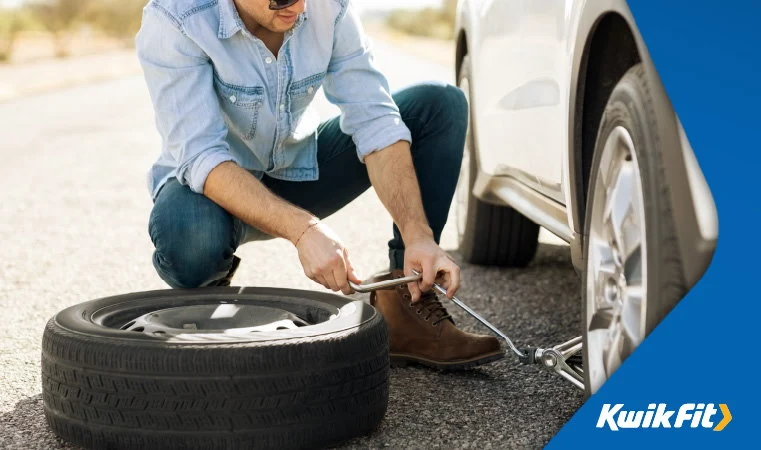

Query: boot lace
left=410, top=291, right=452, bottom=326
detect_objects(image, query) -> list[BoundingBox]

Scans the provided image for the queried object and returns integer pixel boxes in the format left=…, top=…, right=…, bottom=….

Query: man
left=136, top=0, right=502, bottom=369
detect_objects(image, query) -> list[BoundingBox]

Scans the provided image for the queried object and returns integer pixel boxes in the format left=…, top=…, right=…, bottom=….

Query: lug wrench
left=350, top=271, right=585, bottom=390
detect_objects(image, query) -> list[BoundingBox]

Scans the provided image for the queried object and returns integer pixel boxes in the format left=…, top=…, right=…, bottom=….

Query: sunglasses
left=269, top=0, right=300, bottom=10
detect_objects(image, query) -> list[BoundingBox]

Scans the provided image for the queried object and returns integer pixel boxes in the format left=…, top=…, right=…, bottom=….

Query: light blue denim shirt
left=136, top=0, right=412, bottom=199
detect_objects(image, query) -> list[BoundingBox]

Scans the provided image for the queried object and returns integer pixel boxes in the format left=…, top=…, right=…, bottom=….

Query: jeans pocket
left=213, top=74, right=265, bottom=141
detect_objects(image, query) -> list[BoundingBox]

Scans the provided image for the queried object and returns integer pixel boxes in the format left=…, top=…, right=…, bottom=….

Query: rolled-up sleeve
left=136, top=6, right=236, bottom=194
left=322, top=1, right=412, bottom=162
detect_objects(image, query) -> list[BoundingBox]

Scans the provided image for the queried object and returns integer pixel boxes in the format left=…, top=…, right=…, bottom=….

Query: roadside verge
left=0, top=50, right=141, bottom=103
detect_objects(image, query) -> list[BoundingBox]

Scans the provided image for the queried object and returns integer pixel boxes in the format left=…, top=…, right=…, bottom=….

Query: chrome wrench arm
left=419, top=272, right=527, bottom=360
left=349, top=274, right=423, bottom=293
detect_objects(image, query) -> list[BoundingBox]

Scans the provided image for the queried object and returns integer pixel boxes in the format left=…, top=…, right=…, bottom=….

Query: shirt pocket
left=213, top=74, right=265, bottom=141
left=288, top=72, right=326, bottom=113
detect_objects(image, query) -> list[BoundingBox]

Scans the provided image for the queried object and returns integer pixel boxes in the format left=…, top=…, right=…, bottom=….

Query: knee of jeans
left=407, top=84, right=468, bottom=157
left=437, top=86, right=469, bottom=159
left=444, top=84, right=469, bottom=125
left=152, top=226, right=232, bottom=289
left=414, top=83, right=468, bottom=126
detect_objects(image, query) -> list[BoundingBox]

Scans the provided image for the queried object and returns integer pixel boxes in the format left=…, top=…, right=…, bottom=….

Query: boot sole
left=390, top=351, right=505, bottom=371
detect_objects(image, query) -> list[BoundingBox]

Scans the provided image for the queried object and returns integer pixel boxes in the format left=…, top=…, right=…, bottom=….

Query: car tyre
left=42, top=287, right=389, bottom=449
left=456, top=55, right=540, bottom=267
left=582, top=64, right=686, bottom=395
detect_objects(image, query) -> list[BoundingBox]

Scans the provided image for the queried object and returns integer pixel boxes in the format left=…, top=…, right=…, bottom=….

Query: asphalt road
left=0, top=34, right=584, bottom=449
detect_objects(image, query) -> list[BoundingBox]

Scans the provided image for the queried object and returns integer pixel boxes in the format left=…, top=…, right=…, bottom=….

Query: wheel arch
left=571, top=13, right=641, bottom=239
left=568, top=7, right=718, bottom=287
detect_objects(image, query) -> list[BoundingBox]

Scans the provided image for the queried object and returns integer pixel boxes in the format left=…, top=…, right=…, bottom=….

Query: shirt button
left=265, top=57, right=273, bottom=64
left=280, top=104, right=285, bottom=111
left=307, top=86, right=314, bottom=94
left=229, top=95, right=237, bottom=103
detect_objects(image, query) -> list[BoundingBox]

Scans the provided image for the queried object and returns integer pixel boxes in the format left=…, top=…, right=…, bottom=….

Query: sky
left=1, top=0, right=443, bottom=10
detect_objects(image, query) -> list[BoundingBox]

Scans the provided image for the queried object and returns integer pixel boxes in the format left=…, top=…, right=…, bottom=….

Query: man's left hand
left=403, top=237, right=461, bottom=303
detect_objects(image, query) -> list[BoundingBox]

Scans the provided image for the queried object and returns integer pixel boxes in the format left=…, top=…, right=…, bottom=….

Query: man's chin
left=266, top=22, right=296, bottom=33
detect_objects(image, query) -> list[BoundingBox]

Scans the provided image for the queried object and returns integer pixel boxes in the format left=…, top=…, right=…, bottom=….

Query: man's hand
left=403, top=234, right=461, bottom=302
left=295, top=222, right=362, bottom=295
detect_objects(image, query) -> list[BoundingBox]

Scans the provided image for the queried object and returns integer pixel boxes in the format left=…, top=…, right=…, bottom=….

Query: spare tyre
left=41, top=287, right=389, bottom=449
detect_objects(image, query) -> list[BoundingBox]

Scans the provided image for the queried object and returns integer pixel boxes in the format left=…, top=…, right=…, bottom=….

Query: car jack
left=350, top=271, right=585, bottom=390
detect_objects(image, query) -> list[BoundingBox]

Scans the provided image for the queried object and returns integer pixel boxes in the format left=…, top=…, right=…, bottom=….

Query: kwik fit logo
left=597, top=403, right=732, bottom=431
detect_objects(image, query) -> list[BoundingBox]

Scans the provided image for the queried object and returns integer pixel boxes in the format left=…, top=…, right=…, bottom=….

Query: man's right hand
left=295, top=222, right=362, bottom=295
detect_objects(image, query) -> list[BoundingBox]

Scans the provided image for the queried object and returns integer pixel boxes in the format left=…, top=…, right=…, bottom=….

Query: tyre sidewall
left=44, top=287, right=380, bottom=375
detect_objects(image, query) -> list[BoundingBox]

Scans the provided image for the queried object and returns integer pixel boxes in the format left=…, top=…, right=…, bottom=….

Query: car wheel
left=42, top=287, right=389, bottom=449
left=582, top=63, right=686, bottom=395
left=456, top=55, right=540, bottom=266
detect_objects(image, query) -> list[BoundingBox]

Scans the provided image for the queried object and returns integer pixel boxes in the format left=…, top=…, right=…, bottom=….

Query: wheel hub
left=603, top=277, right=619, bottom=304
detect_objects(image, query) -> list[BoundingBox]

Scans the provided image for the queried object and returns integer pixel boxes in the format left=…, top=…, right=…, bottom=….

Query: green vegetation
left=0, top=8, right=39, bottom=62
left=27, top=0, right=93, bottom=57
left=84, top=0, right=145, bottom=44
left=386, top=0, right=457, bottom=40
left=1, top=0, right=146, bottom=63
left=0, top=12, right=22, bottom=62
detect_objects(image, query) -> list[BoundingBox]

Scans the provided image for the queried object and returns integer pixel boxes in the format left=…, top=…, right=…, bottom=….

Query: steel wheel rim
left=87, top=294, right=352, bottom=342
left=585, top=126, right=648, bottom=393
left=119, top=304, right=313, bottom=339
left=455, top=77, right=472, bottom=239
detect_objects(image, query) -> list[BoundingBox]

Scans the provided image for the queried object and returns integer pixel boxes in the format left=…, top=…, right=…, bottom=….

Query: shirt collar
left=293, top=1, right=309, bottom=30
left=218, top=0, right=243, bottom=39
left=219, top=0, right=309, bottom=40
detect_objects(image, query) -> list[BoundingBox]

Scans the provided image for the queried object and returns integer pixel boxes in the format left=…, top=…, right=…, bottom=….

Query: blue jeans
left=149, top=82, right=468, bottom=288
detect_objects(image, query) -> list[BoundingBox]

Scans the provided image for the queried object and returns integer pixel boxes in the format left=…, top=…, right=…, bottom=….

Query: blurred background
left=0, top=0, right=456, bottom=64
left=0, top=0, right=459, bottom=100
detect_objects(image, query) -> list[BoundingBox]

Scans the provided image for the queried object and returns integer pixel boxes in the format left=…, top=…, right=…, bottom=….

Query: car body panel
left=456, top=0, right=718, bottom=287
left=468, top=0, right=567, bottom=192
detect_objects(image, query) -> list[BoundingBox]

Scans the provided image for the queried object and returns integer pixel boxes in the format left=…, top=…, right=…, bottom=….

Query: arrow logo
left=713, top=404, right=732, bottom=431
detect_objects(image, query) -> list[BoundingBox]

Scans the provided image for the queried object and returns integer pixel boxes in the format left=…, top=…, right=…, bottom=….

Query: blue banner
left=549, top=1, right=760, bottom=447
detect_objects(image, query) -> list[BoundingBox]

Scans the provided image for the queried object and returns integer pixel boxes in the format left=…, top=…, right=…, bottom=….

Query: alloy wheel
left=585, top=126, right=648, bottom=393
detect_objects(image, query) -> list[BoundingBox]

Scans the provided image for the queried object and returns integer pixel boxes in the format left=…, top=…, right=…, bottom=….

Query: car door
left=474, top=0, right=572, bottom=203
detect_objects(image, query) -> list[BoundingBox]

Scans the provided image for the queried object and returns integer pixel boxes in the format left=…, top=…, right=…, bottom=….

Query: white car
left=453, top=0, right=718, bottom=394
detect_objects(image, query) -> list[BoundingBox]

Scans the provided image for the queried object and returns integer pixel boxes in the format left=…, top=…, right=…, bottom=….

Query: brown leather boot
left=369, top=270, right=504, bottom=370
